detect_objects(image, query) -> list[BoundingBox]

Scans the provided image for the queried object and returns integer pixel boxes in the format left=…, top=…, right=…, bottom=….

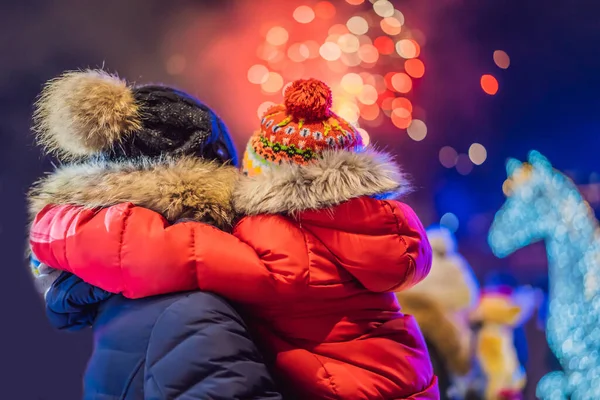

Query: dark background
left=2, top=1, right=599, bottom=398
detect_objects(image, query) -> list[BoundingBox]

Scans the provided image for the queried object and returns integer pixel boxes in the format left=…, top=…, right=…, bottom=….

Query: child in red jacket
left=31, top=79, right=438, bottom=399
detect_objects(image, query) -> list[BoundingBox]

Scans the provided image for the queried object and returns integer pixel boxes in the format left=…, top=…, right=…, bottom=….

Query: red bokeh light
left=481, top=74, right=499, bottom=95
left=314, top=1, right=336, bottom=19
left=404, top=59, right=425, bottom=78
left=374, top=36, right=395, bottom=55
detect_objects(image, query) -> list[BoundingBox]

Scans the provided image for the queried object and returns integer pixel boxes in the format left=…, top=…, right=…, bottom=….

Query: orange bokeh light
left=314, top=1, right=336, bottom=19
left=481, top=74, right=499, bottom=95
left=373, top=36, right=395, bottom=55
left=405, top=59, right=425, bottom=78
left=392, top=97, right=413, bottom=113
left=360, top=103, right=380, bottom=120
left=358, top=44, right=379, bottom=64
left=391, top=110, right=412, bottom=129
left=328, top=24, right=349, bottom=35
left=247, top=64, right=269, bottom=84
left=265, top=26, right=289, bottom=46
left=261, top=72, right=284, bottom=93
left=391, top=72, right=412, bottom=93
left=345, top=0, right=364, bottom=5
left=380, top=17, right=402, bottom=36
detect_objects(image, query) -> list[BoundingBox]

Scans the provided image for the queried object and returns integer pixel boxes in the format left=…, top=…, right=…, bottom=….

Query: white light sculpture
left=488, top=150, right=600, bottom=400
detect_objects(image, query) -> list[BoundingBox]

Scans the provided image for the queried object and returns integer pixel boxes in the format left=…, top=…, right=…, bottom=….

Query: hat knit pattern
left=243, top=78, right=363, bottom=176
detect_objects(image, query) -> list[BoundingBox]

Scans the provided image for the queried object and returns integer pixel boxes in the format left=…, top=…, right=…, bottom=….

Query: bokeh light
left=320, top=42, right=342, bottom=61
left=336, top=102, right=360, bottom=123
left=405, top=58, right=425, bottom=78
left=469, top=143, right=488, bottom=165
left=287, top=43, right=310, bottom=62
left=265, top=26, right=289, bottom=46
left=481, top=74, right=499, bottom=95
left=357, top=127, right=370, bottom=146
left=391, top=108, right=412, bottom=129
left=393, top=9, right=406, bottom=26
left=358, top=44, right=379, bottom=63
left=456, top=154, right=474, bottom=175
left=347, top=16, right=369, bottom=35
left=440, top=212, right=460, bottom=233
left=257, top=101, right=276, bottom=119
left=314, top=1, right=336, bottom=19
left=407, top=119, right=427, bottom=141
left=390, top=72, right=412, bottom=93
left=244, top=1, right=427, bottom=135
left=338, top=34, right=360, bottom=53
left=373, top=36, right=395, bottom=55
left=247, top=64, right=270, bottom=84
left=293, top=6, right=316, bottom=24
left=493, top=50, right=510, bottom=69
left=360, top=103, right=380, bottom=120
left=341, top=72, right=364, bottom=94
left=439, top=146, right=458, bottom=168
left=372, top=0, right=394, bottom=18
left=396, top=39, right=420, bottom=59
left=392, top=97, right=413, bottom=113
left=261, top=71, right=284, bottom=93
left=380, top=17, right=402, bottom=35
left=358, top=84, right=378, bottom=104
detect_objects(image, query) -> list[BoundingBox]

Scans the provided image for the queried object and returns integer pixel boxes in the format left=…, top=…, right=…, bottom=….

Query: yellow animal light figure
left=471, top=287, right=535, bottom=400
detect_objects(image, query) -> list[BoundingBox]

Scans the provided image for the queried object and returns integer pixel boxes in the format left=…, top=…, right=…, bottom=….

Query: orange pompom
left=284, top=78, right=332, bottom=122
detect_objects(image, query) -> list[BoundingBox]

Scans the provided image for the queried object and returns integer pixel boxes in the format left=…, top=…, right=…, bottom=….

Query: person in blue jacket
left=44, top=272, right=281, bottom=399
left=28, top=69, right=282, bottom=399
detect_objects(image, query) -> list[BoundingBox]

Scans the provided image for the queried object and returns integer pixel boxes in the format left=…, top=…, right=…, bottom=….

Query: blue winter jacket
left=46, top=271, right=283, bottom=400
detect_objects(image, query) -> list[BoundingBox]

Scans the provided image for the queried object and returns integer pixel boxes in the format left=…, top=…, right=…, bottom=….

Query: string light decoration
left=488, top=150, right=600, bottom=400
left=247, top=0, right=428, bottom=145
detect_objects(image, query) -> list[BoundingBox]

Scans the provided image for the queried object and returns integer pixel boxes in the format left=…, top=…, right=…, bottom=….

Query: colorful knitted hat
left=243, top=78, right=363, bottom=176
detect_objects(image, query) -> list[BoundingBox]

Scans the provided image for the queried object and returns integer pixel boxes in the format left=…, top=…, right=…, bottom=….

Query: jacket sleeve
left=145, top=292, right=282, bottom=400
left=30, top=203, right=307, bottom=301
left=45, top=272, right=112, bottom=331
left=359, top=200, right=433, bottom=292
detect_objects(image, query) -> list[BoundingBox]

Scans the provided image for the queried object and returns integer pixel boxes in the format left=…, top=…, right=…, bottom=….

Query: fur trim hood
left=28, top=157, right=239, bottom=230
left=396, top=291, right=473, bottom=376
left=234, top=149, right=410, bottom=215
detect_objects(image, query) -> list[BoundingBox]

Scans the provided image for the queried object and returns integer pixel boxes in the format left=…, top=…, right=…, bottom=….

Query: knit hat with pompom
left=33, top=69, right=238, bottom=165
left=242, top=78, right=363, bottom=176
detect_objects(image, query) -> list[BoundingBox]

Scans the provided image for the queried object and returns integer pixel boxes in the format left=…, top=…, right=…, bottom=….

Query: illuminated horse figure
left=488, top=150, right=600, bottom=400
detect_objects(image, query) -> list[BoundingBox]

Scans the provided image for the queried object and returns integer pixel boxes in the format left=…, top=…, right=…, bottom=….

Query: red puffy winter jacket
left=30, top=150, right=438, bottom=399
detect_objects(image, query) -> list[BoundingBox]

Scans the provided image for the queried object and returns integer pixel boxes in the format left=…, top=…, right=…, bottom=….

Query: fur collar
left=28, top=157, right=239, bottom=230
left=234, top=149, right=410, bottom=215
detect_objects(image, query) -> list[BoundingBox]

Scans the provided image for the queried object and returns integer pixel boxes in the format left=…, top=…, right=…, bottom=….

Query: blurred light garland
left=247, top=0, right=428, bottom=145
left=488, top=150, right=600, bottom=400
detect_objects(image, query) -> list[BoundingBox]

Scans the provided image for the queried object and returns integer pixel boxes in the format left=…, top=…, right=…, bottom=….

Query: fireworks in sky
left=245, top=0, right=428, bottom=146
